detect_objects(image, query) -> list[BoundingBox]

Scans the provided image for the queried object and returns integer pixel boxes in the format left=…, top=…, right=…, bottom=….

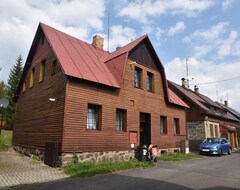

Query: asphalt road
left=4, top=152, right=240, bottom=190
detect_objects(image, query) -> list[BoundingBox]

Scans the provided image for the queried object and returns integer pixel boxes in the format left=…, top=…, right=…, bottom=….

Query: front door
left=139, top=112, right=151, bottom=146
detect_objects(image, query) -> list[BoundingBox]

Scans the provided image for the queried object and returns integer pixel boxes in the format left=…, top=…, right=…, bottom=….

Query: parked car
left=199, top=138, right=232, bottom=156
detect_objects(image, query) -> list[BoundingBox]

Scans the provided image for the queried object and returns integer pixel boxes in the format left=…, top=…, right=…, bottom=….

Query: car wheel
left=218, top=149, right=222, bottom=157
left=228, top=148, right=232, bottom=155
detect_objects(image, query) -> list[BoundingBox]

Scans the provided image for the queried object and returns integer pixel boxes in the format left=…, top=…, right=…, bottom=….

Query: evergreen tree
left=5, top=55, right=23, bottom=129
left=0, top=81, right=6, bottom=98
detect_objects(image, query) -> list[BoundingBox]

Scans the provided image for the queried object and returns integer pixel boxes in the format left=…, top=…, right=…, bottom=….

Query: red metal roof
left=15, top=23, right=188, bottom=108
left=105, top=35, right=148, bottom=62
left=168, top=88, right=190, bottom=108
left=41, top=23, right=120, bottom=88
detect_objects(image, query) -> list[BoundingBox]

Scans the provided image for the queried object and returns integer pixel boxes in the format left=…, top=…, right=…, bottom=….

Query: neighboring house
left=12, top=23, right=188, bottom=166
left=169, top=79, right=239, bottom=150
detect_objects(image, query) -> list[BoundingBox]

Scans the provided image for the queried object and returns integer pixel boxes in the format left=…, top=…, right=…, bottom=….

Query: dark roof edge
left=14, top=23, right=43, bottom=102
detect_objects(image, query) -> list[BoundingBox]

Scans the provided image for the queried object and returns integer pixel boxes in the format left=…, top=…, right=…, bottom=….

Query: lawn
left=0, top=130, right=12, bottom=151
left=64, top=159, right=154, bottom=178
left=157, top=152, right=201, bottom=161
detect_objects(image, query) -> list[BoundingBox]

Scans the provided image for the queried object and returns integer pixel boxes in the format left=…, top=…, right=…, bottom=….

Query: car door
left=220, top=139, right=226, bottom=153
left=221, top=139, right=229, bottom=153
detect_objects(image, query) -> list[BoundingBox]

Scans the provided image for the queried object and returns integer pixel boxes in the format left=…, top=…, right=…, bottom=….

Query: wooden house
left=13, top=23, right=189, bottom=166
left=169, top=79, right=239, bottom=150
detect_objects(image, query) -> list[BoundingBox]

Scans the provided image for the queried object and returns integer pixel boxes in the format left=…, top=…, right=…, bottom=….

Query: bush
left=0, top=130, right=12, bottom=151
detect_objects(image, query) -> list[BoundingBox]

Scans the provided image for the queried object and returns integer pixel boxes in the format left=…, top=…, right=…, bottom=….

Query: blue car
left=199, top=138, right=232, bottom=156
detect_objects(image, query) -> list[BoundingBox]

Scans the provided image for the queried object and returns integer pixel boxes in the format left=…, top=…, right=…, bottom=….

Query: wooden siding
left=63, top=59, right=186, bottom=152
left=129, top=41, right=159, bottom=70
left=13, top=49, right=67, bottom=151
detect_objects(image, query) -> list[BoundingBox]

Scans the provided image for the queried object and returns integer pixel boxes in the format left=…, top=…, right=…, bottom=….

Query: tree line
left=0, top=55, right=23, bottom=130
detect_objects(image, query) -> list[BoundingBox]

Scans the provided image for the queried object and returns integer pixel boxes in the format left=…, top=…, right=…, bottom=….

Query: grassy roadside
left=64, top=159, right=154, bottom=178
left=0, top=130, right=12, bottom=151
left=157, top=152, right=201, bottom=161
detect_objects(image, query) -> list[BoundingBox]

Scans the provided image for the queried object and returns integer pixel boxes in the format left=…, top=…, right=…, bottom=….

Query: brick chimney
left=224, top=100, right=228, bottom=107
left=92, top=35, right=104, bottom=49
left=181, top=78, right=189, bottom=89
left=194, top=85, right=199, bottom=93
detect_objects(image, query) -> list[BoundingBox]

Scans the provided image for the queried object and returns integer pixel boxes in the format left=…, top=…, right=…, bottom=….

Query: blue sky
left=1, top=0, right=240, bottom=110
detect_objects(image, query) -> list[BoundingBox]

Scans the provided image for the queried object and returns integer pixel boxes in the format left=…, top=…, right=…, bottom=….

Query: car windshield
left=203, top=138, right=220, bottom=144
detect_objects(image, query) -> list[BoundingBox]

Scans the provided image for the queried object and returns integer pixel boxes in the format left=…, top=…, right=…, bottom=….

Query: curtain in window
left=87, top=106, right=98, bottom=129
left=116, top=110, right=124, bottom=131
left=160, top=117, right=164, bottom=134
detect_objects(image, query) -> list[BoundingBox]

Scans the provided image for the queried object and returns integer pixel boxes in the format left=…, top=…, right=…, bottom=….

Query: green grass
left=64, top=159, right=154, bottom=178
left=0, top=130, right=12, bottom=151
left=157, top=152, right=201, bottom=161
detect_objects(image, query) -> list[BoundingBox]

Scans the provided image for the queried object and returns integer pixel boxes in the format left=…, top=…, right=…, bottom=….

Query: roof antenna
left=107, top=12, right=110, bottom=52
left=186, top=58, right=189, bottom=81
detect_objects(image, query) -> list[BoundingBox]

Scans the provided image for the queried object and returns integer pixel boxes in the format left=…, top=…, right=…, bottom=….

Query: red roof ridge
left=168, top=88, right=189, bottom=108
left=105, top=34, right=148, bottom=62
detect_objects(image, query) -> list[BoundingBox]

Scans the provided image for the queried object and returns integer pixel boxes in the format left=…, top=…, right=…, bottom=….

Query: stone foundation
left=13, top=145, right=44, bottom=161
left=157, top=148, right=180, bottom=155
left=61, top=150, right=135, bottom=167
left=14, top=145, right=182, bottom=167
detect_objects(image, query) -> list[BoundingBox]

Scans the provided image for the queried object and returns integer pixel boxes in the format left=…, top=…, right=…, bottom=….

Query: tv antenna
left=107, top=12, right=110, bottom=52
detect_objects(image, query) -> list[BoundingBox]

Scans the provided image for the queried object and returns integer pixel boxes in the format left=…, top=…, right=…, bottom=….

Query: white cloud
left=232, top=41, right=240, bottom=56
left=119, top=0, right=215, bottom=23
left=184, top=22, right=228, bottom=42
left=217, top=31, right=238, bottom=59
left=156, top=27, right=164, bottom=39
left=165, top=57, right=240, bottom=111
left=100, top=25, right=137, bottom=52
left=222, top=0, right=235, bottom=10
left=182, top=22, right=240, bottom=59
left=0, top=0, right=105, bottom=82
left=167, top=21, right=185, bottom=36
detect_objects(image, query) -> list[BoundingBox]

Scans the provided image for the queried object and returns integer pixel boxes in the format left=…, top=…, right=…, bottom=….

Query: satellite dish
left=0, top=98, right=9, bottom=108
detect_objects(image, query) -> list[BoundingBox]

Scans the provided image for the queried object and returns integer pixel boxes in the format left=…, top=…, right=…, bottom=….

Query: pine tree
left=5, top=55, right=23, bottom=129
left=0, top=81, right=6, bottom=98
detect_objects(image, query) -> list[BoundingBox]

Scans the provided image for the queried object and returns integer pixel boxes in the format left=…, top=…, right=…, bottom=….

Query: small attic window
left=41, top=35, right=45, bottom=45
left=39, top=60, right=46, bottom=82
left=29, top=67, right=35, bottom=88
left=22, top=81, right=26, bottom=92
left=51, top=60, right=57, bottom=76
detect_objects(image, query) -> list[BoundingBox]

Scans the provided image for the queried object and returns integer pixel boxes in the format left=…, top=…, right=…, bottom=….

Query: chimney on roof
left=92, top=35, right=104, bottom=49
left=181, top=78, right=189, bottom=89
left=224, top=100, right=228, bottom=107
left=194, top=85, right=199, bottom=93
left=116, top=46, right=121, bottom=51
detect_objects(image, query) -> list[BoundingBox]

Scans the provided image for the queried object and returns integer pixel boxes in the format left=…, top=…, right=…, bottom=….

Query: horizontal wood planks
left=63, top=59, right=186, bottom=152
left=13, top=50, right=67, bottom=151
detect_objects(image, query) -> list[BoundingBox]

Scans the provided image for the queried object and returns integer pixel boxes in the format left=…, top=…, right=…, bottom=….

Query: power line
left=191, top=75, right=240, bottom=86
